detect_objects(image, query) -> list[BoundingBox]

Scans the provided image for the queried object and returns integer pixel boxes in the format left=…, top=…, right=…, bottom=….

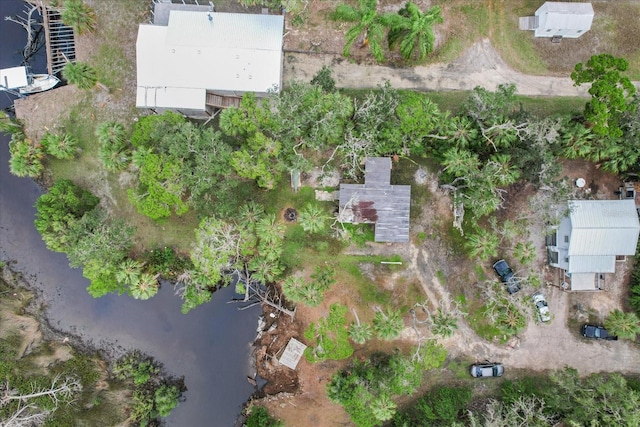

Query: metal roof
left=339, top=157, right=411, bottom=243
left=0, top=66, right=28, bottom=90
left=569, top=273, right=598, bottom=291
left=535, top=2, right=594, bottom=37
left=153, top=2, right=211, bottom=26
left=166, top=11, right=284, bottom=51
left=567, top=199, right=639, bottom=257
left=569, top=255, right=616, bottom=273
left=136, top=11, right=283, bottom=110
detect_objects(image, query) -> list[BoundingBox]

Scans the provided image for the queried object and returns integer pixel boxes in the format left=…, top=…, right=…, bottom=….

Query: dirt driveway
left=262, top=162, right=640, bottom=426
left=401, top=165, right=640, bottom=377
left=283, top=39, right=593, bottom=96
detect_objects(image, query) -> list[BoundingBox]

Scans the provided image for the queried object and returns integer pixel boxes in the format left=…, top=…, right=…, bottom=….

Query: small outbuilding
left=519, top=2, right=594, bottom=39
left=338, top=157, right=411, bottom=243
left=279, top=338, right=307, bottom=370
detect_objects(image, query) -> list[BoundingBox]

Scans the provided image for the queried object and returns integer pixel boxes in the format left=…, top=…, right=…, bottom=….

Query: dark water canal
left=0, top=1, right=261, bottom=425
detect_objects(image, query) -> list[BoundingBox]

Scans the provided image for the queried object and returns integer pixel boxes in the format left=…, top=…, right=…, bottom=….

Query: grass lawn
left=426, top=0, right=640, bottom=78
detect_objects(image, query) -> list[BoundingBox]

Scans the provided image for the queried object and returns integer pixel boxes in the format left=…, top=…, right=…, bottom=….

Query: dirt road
left=401, top=167, right=640, bottom=377
left=284, top=39, right=593, bottom=97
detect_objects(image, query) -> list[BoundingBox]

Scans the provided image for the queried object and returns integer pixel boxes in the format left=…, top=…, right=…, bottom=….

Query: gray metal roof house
left=519, top=2, right=594, bottom=39
left=136, top=3, right=284, bottom=117
left=547, top=200, right=639, bottom=291
left=338, top=157, right=411, bottom=243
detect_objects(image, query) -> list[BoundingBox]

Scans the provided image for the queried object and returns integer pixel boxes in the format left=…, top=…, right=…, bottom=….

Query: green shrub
left=41, top=132, right=78, bottom=159
left=245, top=406, right=283, bottom=427
left=304, top=303, right=353, bottom=362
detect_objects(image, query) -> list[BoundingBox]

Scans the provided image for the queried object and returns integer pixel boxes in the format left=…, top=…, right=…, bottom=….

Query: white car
left=470, top=362, right=504, bottom=378
left=532, top=293, right=551, bottom=322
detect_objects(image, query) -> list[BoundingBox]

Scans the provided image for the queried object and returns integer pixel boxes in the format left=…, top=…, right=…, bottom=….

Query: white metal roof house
left=136, top=5, right=284, bottom=116
left=547, top=200, right=639, bottom=291
left=519, top=2, right=594, bottom=39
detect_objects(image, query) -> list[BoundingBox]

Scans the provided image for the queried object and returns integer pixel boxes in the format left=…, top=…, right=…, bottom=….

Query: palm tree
left=497, top=306, right=526, bottom=335
left=116, top=258, right=144, bottom=287
left=310, top=265, right=336, bottom=291
left=9, top=136, right=44, bottom=178
left=255, top=214, right=285, bottom=246
left=464, top=227, right=499, bottom=259
left=388, top=4, right=442, bottom=61
left=62, top=61, right=97, bottom=89
left=513, top=241, right=536, bottom=265
left=441, top=147, right=480, bottom=177
left=99, top=143, right=130, bottom=172
left=431, top=308, right=458, bottom=338
left=281, top=276, right=305, bottom=303
left=348, top=308, right=372, bottom=344
left=371, top=394, right=397, bottom=422
left=238, top=201, right=265, bottom=231
left=248, top=256, right=284, bottom=283
left=332, top=0, right=391, bottom=62
left=61, top=0, right=97, bottom=35
left=299, top=283, right=323, bottom=307
left=130, top=273, right=160, bottom=300
left=373, top=308, right=404, bottom=340
left=605, top=309, right=640, bottom=339
left=348, top=322, right=372, bottom=344
left=41, top=132, right=78, bottom=159
left=0, top=111, right=22, bottom=135
left=96, top=121, right=126, bottom=146
left=298, top=203, right=329, bottom=234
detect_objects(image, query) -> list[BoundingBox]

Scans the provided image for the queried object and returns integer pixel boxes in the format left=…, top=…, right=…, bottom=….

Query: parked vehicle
left=582, top=324, right=618, bottom=340
left=470, top=362, right=504, bottom=378
left=532, top=293, right=551, bottom=322
left=492, top=259, right=521, bottom=294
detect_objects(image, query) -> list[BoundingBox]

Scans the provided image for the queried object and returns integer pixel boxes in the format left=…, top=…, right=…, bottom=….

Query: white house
left=547, top=200, right=639, bottom=291
left=519, top=2, right=594, bottom=39
left=136, top=6, right=284, bottom=116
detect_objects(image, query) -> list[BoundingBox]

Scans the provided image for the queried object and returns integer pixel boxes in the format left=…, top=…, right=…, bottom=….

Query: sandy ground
left=283, top=39, right=593, bottom=96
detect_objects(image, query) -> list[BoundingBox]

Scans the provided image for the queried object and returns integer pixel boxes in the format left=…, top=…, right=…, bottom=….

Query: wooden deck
left=206, top=93, right=241, bottom=109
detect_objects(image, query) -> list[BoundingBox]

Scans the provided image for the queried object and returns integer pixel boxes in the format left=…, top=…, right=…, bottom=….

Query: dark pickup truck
left=582, top=324, right=618, bottom=341
left=492, top=259, right=521, bottom=295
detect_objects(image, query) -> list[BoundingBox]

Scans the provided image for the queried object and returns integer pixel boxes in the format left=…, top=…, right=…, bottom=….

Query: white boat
left=0, top=66, right=59, bottom=95
left=19, top=73, right=60, bottom=95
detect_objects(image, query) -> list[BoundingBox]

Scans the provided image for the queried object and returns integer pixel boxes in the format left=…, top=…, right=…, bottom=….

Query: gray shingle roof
left=338, top=157, right=411, bottom=243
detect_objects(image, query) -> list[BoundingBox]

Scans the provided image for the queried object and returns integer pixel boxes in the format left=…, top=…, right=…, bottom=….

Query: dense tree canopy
left=128, top=112, right=236, bottom=218
left=34, top=179, right=100, bottom=252
left=571, top=53, right=637, bottom=138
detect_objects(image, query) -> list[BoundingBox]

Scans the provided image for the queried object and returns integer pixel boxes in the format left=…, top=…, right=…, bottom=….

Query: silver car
left=532, top=293, right=551, bottom=322
left=470, top=362, right=504, bottom=378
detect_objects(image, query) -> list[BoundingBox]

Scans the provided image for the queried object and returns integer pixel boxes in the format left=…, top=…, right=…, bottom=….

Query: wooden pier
left=26, top=0, right=76, bottom=75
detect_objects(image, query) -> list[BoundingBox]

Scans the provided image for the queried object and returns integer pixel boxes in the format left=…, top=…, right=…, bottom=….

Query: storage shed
left=519, top=2, right=594, bottom=39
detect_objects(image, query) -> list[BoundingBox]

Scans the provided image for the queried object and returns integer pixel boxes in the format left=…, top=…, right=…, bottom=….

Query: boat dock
left=26, top=0, right=76, bottom=75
